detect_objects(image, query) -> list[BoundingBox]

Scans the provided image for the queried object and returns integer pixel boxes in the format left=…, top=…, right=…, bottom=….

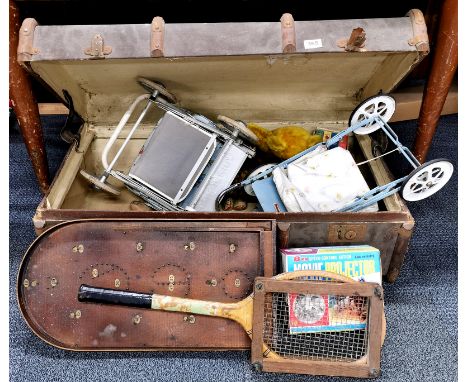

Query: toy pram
left=79, top=78, right=256, bottom=212
left=216, top=95, right=454, bottom=212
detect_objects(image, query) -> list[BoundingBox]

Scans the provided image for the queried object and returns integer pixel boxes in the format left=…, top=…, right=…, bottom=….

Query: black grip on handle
left=78, top=284, right=153, bottom=309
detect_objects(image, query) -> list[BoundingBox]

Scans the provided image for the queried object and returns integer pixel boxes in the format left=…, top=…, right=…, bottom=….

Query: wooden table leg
left=413, top=0, right=458, bottom=163
left=9, top=0, right=49, bottom=193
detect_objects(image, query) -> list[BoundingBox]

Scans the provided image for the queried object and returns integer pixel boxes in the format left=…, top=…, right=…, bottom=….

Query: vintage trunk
left=17, top=219, right=275, bottom=350
left=18, top=11, right=427, bottom=289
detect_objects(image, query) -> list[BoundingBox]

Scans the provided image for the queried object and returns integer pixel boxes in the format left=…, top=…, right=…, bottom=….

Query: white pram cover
left=273, top=146, right=378, bottom=212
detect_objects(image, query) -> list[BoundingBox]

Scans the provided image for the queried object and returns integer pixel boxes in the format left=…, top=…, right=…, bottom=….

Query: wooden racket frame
left=251, top=273, right=384, bottom=378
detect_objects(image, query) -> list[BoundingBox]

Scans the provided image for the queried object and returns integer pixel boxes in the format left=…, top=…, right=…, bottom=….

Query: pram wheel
left=244, top=163, right=278, bottom=196
left=349, top=94, right=396, bottom=135
left=217, top=115, right=259, bottom=144
left=137, top=77, right=177, bottom=104
left=79, top=169, right=121, bottom=196
left=401, top=159, right=454, bottom=201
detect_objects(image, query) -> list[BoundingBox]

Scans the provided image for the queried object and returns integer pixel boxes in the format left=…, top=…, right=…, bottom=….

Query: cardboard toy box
left=281, top=244, right=382, bottom=284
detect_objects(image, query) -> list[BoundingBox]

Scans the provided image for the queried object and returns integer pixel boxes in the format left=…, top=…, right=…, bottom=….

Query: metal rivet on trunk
left=23, top=279, right=29, bottom=288
left=184, top=242, right=196, bottom=251
left=70, top=310, right=81, bottom=319
left=50, top=278, right=58, bottom=287
left=91, top=269, right=99, bottom=278
left=133, top=314, right=142, bottom=325
left=72, top=244, right=84, bottom=253
left=229, top=244, right=236, bottom=253
left=184, top=315, right=196, bottom=324
left=136, top=242, right=144, bottom=252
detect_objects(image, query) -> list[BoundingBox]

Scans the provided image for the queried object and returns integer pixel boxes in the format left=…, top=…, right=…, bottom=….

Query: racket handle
left=78, top=284, right=152, bottom=309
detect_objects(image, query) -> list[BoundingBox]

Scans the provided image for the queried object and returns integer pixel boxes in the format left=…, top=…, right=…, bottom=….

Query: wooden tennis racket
left=78, top=270, right=385, bottom=375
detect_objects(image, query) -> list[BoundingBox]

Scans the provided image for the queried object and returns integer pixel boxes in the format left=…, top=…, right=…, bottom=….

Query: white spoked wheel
left=79, top=169, right=121, bottom=196
left=192, top=113, right=219, bottom=130
left=244, top=163, right=278, bottom=196
left=137, top=77, right=177, bottom=104
left=401, top=159, right=454, bottom=202
left=349, top=94, right=396, bottom=135
left=217, top=115, right=259, bottom=144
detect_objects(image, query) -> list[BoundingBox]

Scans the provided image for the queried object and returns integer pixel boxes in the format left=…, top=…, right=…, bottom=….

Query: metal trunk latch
left=337, top=28, right=366, bottom=52
left=84, top=34, right=112, bottom=58
left=328, top=224, right=367, bottom=242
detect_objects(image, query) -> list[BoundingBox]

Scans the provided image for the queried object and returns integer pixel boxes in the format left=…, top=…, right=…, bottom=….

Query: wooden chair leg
left=413, top=0, right=458, bottom=163
left=9, top=0, right=50, bottom=193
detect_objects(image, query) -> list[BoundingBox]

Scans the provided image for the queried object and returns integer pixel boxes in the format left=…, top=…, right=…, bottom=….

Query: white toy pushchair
left=79, top=78, right=257, bottom=212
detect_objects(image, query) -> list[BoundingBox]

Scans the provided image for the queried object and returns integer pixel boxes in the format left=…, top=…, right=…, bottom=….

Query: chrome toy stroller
left=80, top=78, right=257, bottom=212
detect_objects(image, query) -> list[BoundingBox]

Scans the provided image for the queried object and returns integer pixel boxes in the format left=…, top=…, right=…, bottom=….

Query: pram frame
left=216, top=112, right=451, bottom=213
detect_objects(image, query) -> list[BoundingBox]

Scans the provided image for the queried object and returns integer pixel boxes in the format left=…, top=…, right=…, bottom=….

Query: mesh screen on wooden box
left=251, top=277, right=384, bottom=378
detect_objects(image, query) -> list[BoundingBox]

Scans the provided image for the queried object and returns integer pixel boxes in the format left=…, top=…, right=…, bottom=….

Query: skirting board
left=389, top=84, right=458, bottom=122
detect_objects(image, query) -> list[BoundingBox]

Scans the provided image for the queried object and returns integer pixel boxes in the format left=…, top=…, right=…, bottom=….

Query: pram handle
left=102, top=93, right=151, bottom=170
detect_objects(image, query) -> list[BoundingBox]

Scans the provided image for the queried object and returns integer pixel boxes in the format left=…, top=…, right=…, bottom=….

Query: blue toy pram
left=215, top=95, right=454, bottom=212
